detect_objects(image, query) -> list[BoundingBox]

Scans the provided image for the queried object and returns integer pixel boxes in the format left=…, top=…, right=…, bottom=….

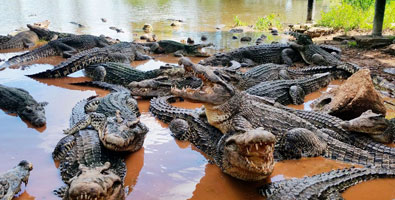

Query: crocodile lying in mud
left=53, top=129, right=126, bottom=200
left=84, top=62, right=185, bottom=86
left=171, top=62, right=395, bottom=168
left=144, top=40, right=213, bottom=57
left=259, top=166, right=395, bottom=200
left=0, top=160, right=33, bottom=200
left=149, top=96, right=276, bottom=181
left=0, top=84, right=48, bottom=127
left=1, top=34, right=115, bottom=70
left=0, top=30, right=39, bottom=50
left=64, top=81, right=148, bottom=152
left=27, top=42, right=152, bottom=78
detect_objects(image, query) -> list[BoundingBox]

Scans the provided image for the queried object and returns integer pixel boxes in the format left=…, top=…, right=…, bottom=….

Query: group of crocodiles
left=0, top=25, right=394, bottom=199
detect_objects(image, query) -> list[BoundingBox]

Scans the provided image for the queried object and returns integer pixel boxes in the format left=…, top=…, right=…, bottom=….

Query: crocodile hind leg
left=22, top=38, right=36, bottom=48
left=312, top=53, right=326, bottom=65
left=281, top=48, right=297, bottom=66
left=289, top=85, right=305, bottom=105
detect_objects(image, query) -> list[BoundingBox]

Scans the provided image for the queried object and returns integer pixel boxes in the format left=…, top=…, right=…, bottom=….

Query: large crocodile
left=259, top=166, right=395, bottom=200
left=144, top=40, right=213, bottom=57
left=171, top=62, right=395, bottom=168
left=27, top=24, right=76, bottom=41
left=1, top=34, right=115, bottom=70
left=27, top=42, right=152, bottom=78
left=0, top=160, right=33, bottom=200
left=53, top=129, right=126, bottom=200
left=149, top=96, right=276, bottom=181
left=64, top=81, right=148, bottom=152
left=0, top=30, right=39, bottom=50
left=0, top=84, right=48, bottom=127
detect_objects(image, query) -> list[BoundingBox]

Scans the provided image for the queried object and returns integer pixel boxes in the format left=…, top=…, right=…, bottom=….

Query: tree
left=372, top=0, right=386, bottom=36
left=306, top=0, right=314, bottom=22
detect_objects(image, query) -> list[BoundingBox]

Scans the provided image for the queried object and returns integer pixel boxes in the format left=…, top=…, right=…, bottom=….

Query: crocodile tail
left=1, top=44, right=57, bottom=69
left=70, top=81, right=129, bottom=93
left=0, top=39, right=25, bottom=50
left=149, top=96, right=199, bottom=123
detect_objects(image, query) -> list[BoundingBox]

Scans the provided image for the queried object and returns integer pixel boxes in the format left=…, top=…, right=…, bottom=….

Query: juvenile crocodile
left=145, top=40, right=213, bottom=57
left=27, top=42, right=152, bottom=78
left=259, top=166, right=395, bottom=200
left=0, top=30, right=39, bottom=50
left=1, top=34, right=115, bottom=69
left=0, top=84, right=48, bottom=127
left=171, top=62, right=395, bottom=168
left=0, top=160, right=33, bottom=200
left=53, top=129, right=126, bottom=200
left=64, top=81, right=149, bottom=152
left=84, top=62, right=184, bottom=86
left=149, top=96, right=276, bottom=181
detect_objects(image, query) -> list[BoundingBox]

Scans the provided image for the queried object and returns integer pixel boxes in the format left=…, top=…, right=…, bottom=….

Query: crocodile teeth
left=255, top=144, right=259, bottom=150
left=246, top=147, right=250, bottom=154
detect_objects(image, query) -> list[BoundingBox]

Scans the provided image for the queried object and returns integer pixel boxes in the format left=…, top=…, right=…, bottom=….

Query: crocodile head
left=19, top=102, right=48, bottom=127
left=16, top=160, right=33, bottom=185
left=340, top=110, right=390, bottom=135
left=102, top=110, right=148, bottom=152
left=65, top=162, right=124, bottom=200
left=129, top=76, right=202, bottom=98
left=198, top=52, right=233, bottom=66
left=220, top=128, right=275, bottom=181
left=27, top=24, right=56, bottom=41
left=172, top=57, right=235, bottom=105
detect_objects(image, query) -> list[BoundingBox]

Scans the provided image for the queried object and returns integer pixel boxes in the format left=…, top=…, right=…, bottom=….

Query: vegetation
left=233, top=16, right=247, bottom=27
left=233, top=14, right=283, bottom=31
left=318, top=0, right=395, bottom=31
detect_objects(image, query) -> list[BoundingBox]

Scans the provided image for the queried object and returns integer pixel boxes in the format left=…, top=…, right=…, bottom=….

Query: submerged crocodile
left=1, top=34, right=115, bottom=69
left=0, top=160, right=33, bottom=200
left=53, top=129, right=126, bottom=200
left=149, top=96, right=276, bottom=181
left=0, top=30, right=39, bottom=50
left=64, top=81, right=148, bottom=152
left=84, top=62, right=184, bottom=86
left=259, top=166, right=395, bottom=200
left=27, top=42, right=152, bottom=78
left=171, top=62, right=395, bottom=168
left=144, top=40, right=213, bottom=57
left=0, top=84, right=48, bottom=127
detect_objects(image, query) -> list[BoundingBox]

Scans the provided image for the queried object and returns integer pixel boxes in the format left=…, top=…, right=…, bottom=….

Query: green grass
left=232, top=14, right=283, bottom=31
left=233, top=16, right=247, bottom=27
left=347, top=40, right=358, bottom=47
left=318, top=0, right=395, bottom=31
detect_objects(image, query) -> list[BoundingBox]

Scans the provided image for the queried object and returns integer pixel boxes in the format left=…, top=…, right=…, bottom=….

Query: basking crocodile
left=64, top=81, right=148, bottom=152
left=27, top=42, right=152, bottom=78
left=84, top=62, right=184, bottom=86
left=0, top=30, right=39, bottom=50
left=27, top=24, right=76, bottom=41
left=144, top=40, right=213, bottom=57
left=0, top=160, right=33, bottom=200
left=149, top=96, right=276, bottom=181
left=53, top=129, right=126, bottom=200
left=259, top=166, right=395, bottom=200
left=0, top=84, right=48, bottom=127
left=0, top=35, right=12, bottom=44
left=1, top=34, right=115, bottom=70
left=171, top=62, right=395, bottom=168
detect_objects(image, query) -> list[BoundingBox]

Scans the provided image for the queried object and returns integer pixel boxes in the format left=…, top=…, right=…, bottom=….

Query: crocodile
left=63, top=81, right=149, bottom=152
left=53, top=129, right=126, bottom=200
left=27, top=24, right=76, bottom=41
left=144, top=40, right=213, bottom=57
left=128, top=76, right=202, bottom=98
left=1, top=34, right=115, bottom=70
left=0, top=35, right=12, bottom=44
left=171, top=61, right=395, bottom=168
left=27, top=42, right=152, bottom=78
left=0, top=84, right=48, bottom=127
left=84, top=62, right=184, bottom=86
left=0, top=160, right=33, bottom=200
left=0, top=30, right=39, bottom=50
left=259, top=166, right=395, bottom=200
left=149, top=96, right=276, bottom=181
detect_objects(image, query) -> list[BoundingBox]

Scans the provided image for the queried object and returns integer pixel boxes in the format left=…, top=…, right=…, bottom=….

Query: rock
left=101, top=18, right=107, bottom=22
left=143, top=24, right=153, bottom=33
left=260, top=34, right=267, bottom=39
left=187, top=37, right=194, bottom=44
left=271, top=28, right=279, bottom=36
left=201, top=35, right=207, bottom=41
left=229, top=28, right=243, bottom=33
left=333, top=35, right=353, bottom=41
left=109, top=26, right=124, bottom=33
left=240, top=36, right=252, bottom=42
left=170, top=21, right=181, bottom=27
left=383, top=44, right=395, bottom=55
left=232, top=35, right=238, bottom=40
left=311, top=69, right=386, bottom=120
left=140, top=35, right=148, bottom=40
left=305, top=27, right=334, bottom=38
left=354, top=35, right=393, bottom=48
left=383, top=68, right=395, bottom=75
left=256, top=38, right=264, bottom=45
left=341, top=40, right=349, bottom=45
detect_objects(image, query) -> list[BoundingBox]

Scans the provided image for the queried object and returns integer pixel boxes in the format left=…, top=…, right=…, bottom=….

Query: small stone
left=240, top=36, right=251, bottom=42
left=143, top=24, right=153, bottom=33
left=229, top=28, right=243, bottom=33
left=101, top=18, right=107, bottom=23
left=140, top=35, right=148, bottom=40
left=260, top=34, right=267, bottom=39
left=201, top=35, right=207, bottom=41
left=232, top=35, right=238, bottom=40
left=256, top=38, right=264, bottom=45
left=187, top=37, right=194, bottom=44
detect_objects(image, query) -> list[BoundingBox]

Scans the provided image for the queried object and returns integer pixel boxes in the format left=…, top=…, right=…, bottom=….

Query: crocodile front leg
left=63, top=113, right=107, bottom=137
left=289, top=85, right=305, bottom=105
left=22, top=38, right=36, bottom=48
left=135, top=51, right=152, bottom=61
left=56, top=43, right=79, bottom=58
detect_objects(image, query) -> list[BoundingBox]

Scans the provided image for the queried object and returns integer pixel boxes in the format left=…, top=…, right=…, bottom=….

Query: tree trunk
left=307, top=0, right=314, bottom=22
left=372, top=0, right=386, bottom=37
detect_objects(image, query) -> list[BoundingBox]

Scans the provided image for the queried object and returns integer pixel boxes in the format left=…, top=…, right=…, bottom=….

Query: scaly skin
left=27, top=24, right=76, bottom=41
left=171, top=60, right=395, bottom=168
left=1, top=34, right=114, bottom=69
left=0, top=31, right=39, bottom=50
left=53, top=130, right=126, bottom=200
left=0, top=84, right=48, bottom=127
left=259, top=167, right=395, bottom=200
left=149, top=96, right=276, bottom=181
left=0, top=160, right=33, bottom=200
left=144, top=40, right=213, bottom=57
left=85, top=62, right=184, bottom=86
left=27, top=42, right=152, bottom=78
left=64, top=82, right=148, bottom=152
